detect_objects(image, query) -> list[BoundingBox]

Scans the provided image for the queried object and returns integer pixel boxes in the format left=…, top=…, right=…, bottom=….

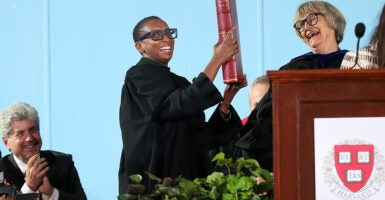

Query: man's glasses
left=136, top=28, right=177, bottom=42
left=293, top=13, right=322, bottom=33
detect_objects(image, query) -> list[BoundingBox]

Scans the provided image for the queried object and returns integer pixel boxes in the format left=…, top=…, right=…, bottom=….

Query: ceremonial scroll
left=215, top=0, right=243, bottom=84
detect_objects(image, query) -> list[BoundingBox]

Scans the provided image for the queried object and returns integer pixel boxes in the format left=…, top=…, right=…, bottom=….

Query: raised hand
left=213, top=27, right=239, bottom=65
left=203, top=27, right=239, bottom=82
left=220, top=74, right=247, bottom=114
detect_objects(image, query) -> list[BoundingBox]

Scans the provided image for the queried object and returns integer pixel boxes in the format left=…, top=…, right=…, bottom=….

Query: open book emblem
left=334, top=144, right=374, bottom=192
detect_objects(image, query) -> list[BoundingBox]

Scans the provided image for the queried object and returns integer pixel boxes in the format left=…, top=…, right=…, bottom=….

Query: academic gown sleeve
left=195, top=104, right=242, bottom=149
left=234, top=88, right=273, bottom=171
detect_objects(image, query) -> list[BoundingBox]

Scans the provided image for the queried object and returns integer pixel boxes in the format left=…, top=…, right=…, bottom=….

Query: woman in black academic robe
left=118, top=16, right=244, bottom=194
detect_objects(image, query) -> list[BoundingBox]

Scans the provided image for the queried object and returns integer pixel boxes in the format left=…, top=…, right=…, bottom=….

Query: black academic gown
left=119, top=57, right=240, bottom=194
left=0, top=150, right=87, bottom=200
left=280, top=50, right=348, bottom=69
left=231, top=50, right=348, bottom=172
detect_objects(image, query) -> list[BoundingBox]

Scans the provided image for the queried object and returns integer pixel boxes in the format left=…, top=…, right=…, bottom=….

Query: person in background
left=119, top=16, right=246, bottom=194
left=211, top=74, right=270, bottom=170
left=227, top=0, right=348, bottom=172
left=241, top=75, right=270, bottom=125
left=341, top=3, right=385, bottom=69
left=0, top=102, right=87, bottom=200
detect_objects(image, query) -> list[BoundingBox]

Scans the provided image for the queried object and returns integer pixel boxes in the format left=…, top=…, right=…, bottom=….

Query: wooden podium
left=267, top=69, right=385, bottom=200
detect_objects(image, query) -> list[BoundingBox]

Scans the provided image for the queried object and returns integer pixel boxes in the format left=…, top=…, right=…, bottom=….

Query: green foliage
left=117, top=152, right=274, bottom=200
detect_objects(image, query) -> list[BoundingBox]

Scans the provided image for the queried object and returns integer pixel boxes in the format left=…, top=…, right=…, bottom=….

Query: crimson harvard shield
left=334, top=144, right=374, bottom=192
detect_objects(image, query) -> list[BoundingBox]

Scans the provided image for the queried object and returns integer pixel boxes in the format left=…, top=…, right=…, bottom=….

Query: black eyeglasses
left=293, top=13, right=322, bottom=33
left=136, top=28, right=177, bottom=42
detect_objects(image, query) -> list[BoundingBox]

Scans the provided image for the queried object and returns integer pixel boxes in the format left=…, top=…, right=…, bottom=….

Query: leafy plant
left=117, top=152, right=274, bottom=200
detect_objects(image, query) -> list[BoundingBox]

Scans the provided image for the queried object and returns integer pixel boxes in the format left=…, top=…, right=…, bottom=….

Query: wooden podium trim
left=268, top=69, right=385, bottom=82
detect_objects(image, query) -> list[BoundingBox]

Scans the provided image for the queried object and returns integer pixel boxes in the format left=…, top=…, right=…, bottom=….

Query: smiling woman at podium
left=233, top=1, right=349, bottom=173
left=281, top=0, right=348, bottom=70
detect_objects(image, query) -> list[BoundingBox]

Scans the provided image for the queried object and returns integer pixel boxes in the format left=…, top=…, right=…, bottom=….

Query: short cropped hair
left=0, top=102, right=39, bottom=138
left=294, top=0, right=346, bottom=44
left=248, top=75, right=270, bottom=105
left=133, top=16, right=164, bottom=42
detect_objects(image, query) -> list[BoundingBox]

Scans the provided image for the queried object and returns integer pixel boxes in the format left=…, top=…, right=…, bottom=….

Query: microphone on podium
left=355, top=22, right=365, bottom=38
left=350, top=22, right=366, bottom=69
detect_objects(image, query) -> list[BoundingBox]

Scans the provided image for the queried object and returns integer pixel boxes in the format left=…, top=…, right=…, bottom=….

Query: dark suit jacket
left=0, top=150, right=87, bottom=200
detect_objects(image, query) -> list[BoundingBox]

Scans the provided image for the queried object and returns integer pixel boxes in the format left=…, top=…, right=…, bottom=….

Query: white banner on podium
left=314, top=117, right=385, bottom=200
